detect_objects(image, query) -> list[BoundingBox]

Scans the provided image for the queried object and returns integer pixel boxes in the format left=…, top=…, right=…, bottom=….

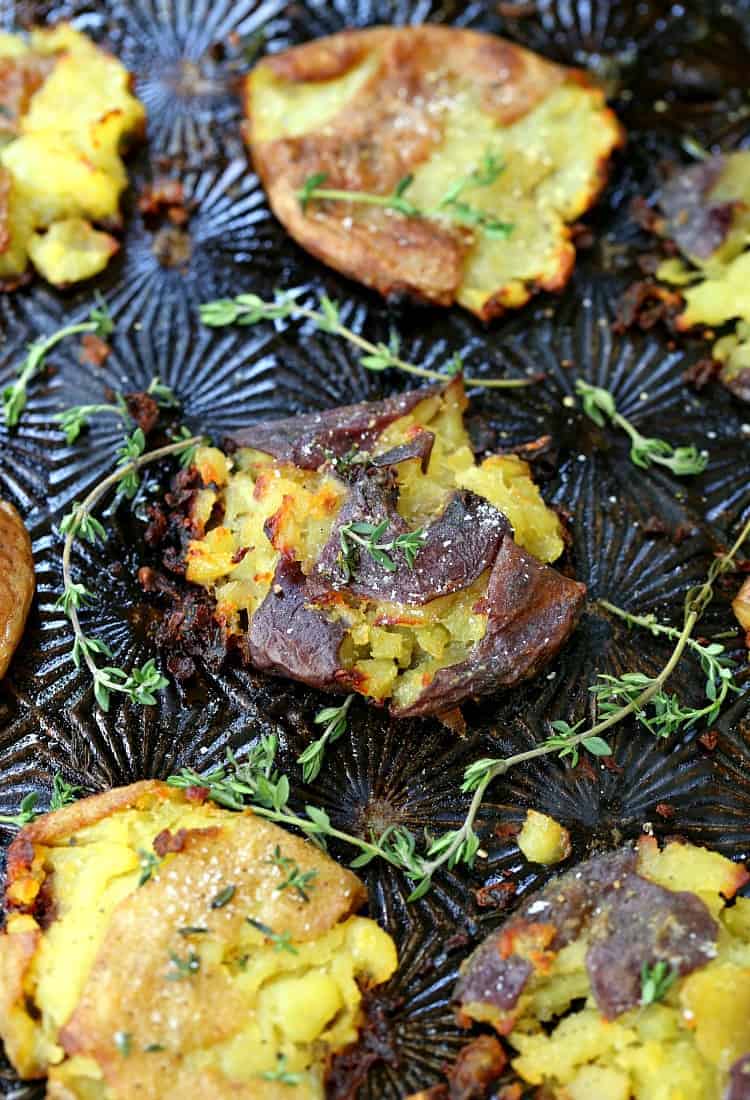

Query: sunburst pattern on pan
left=0, top=1, right=750, bottom=1098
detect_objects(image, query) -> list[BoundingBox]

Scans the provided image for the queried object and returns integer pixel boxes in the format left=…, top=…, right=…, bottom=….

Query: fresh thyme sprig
left=459, top=514, right=750, bottom=836
left=200, top=291, right=534, bottom=390
left=2, top=297, right=114, bottom=429
left=297, top=150, right=513, bottom=239
left=594, top=599, right=738, bottom=737
left=56, top=435, right=203, bottom=712
left=338, top=520, right=427, bottom=580
left=297, top=695, right=354, bottom=783
left=166, top=738, right=437, bottom=900
left=0, top=770, right=79, bottom=827
left=576, top=380, right=708, bottom=475
left=50, top=774, right=80, bottom=810
left=640, top=960, right=678, bottom=1006
left=265, top=845, right=318, bottom=902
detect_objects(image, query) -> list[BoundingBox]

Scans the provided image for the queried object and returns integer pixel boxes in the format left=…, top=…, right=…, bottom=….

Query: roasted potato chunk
left=244, top=26, right=623, bottom=320
left=650, top=152, right=750, bottom=402
left=0, top=782, right=397, bottom=1098
left=0, top=24, right=144, bottom=287
left=173, top=379, right=585, bottom=716
left=0, top=499, right=34, bottom=678
left=455, top=838, right=750, bottom=1100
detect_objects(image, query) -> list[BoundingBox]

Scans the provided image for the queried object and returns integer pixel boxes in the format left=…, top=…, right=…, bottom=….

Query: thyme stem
left=60, top=436, right=202, bottom=708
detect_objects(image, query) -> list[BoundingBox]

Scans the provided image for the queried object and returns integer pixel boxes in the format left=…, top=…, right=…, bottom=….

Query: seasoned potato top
left=175, top=379, right=585, bottom=716
left=244, top=25, right=623, bottom=319
left=0, top=498, right=34, bottom=679
left=0, top=782, right=397, bottom=1099
left=456, top=837, right=750, bottom=1100
left=0, top=24, right=145, bottom=288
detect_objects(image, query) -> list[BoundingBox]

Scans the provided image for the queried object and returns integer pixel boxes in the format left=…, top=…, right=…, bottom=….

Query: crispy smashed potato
left=181, top=379, right=584, bottom=716
left=654, top=152, right=750, bottom=401
left=455, top=838, right=750, bottom=1100
left=0, top=24, right=145, bottom=287
left=0, top=782, right=397, bottom=1099
left=0, top=499, right=34, bottom=678
left=244, top=26, right=623, bottom=320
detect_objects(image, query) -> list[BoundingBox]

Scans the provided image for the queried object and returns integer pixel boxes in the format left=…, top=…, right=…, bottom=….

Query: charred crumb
left=78, top=332, right=111, bottom=367
left=475, top=879, right=517, bottom=909
left=124, top=391, right=161, bottom=435
left=683, top=357, right=723, bottom=391
left=613, top=279, right=682, bottom=334
left=138, top=177, right=192, bottom=228
left=699, top=728, right=719, bottom=751
left=325, top=989, right=402, bottom=1100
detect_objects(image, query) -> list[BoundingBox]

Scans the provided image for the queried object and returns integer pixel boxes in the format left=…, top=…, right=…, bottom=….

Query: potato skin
left=0, top=499, right=34, bottom=679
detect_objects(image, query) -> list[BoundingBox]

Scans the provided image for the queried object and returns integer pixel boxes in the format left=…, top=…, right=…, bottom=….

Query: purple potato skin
left=228, top=385, right=442, bottom=470
left=394, top=536, right=585, bottom=717
left=310, top=480, right=511, bottom=606
left=658, top=155, right=736, bottom=260
left=727, top=1055, right=750, bottom=1100
left=247, top=557, right=347, bottom=691
left=455, top=845, right=719, bottom=1024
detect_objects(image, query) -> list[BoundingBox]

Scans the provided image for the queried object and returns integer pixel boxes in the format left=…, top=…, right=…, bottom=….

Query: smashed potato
left=0, top=24, right=145, bottom=287
left=517, top=809, right=571, bottom=866
left=0, top=499, right=34, bottom=678
left=244, top=26, right=623, bottom=320
left=176, top=379, right=584, bottom=716
left=0, top=782, right=397, bottom=1098
left=455, top=838, right=750, bottom=1099
left=654, top=152, right=750, bottom=401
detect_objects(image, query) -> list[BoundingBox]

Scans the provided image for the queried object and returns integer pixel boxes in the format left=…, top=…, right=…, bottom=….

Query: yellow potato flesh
left=489, top=842, right=750, bottom=1099
left=185, top=384, right=563, bottom=706
left=7, top=798, right=395, bottom=1098
left=0, top=24, right=144, bottom=286
left=516, top=809, right=571, bottom=865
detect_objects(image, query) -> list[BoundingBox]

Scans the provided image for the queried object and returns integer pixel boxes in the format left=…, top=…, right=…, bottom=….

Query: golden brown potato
left=0, top=498, right=34, bottom=678
left=244, top=26, right=623, bottom=320
left=455, top=837, right=750, bottom=1100
left=0, top=782, right=397, bottom=1099
left=0, top=25, right=145, bottom=288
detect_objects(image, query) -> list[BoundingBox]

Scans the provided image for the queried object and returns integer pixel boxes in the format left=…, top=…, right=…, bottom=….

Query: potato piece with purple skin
left=455, top=839, right=750, bottom=1100
left=178, top=379, right=584, bottom=716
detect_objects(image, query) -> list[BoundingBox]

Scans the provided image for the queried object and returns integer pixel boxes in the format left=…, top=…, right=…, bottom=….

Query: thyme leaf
left=50, top=774, right=80, bottom=810
left=167, top=949, right=201, bottom=980
left=0, top=792, right=38, bottom=828
left=265, top=845, right=318, bottom=902
left=200, top=290, right=534, bottom=390
left=576, top=380, right=708, bottom=475
left=297, top=695, right=354, bottom=783
left=246, top=918, right=299, bottom=954
left=640, top=960, right=678, bottom=1006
